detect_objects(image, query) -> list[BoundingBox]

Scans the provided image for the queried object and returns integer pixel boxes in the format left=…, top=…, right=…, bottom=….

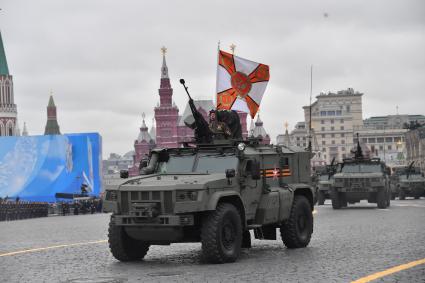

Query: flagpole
left=215, top=40, right=220, bottom=108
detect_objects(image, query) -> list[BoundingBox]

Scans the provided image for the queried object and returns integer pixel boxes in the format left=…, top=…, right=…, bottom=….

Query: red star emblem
left=272, top=168, right=279, bottom=180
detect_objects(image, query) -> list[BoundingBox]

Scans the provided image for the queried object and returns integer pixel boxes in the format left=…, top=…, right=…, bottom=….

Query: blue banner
left=0, top=133, right=102, bottom=202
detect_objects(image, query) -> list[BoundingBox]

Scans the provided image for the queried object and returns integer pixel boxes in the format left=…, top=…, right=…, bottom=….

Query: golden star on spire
left=161, top=46, right=167, bottom=55
left=230, top=44, right=236, bottom=54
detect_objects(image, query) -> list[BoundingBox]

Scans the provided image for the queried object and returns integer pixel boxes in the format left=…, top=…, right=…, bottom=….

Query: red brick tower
left=154, top=47, right=179, bottom=148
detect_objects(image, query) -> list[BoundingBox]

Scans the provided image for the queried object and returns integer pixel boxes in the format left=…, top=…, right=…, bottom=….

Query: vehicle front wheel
left=201, top=203, right=242, bottom=263
left=108, top=220, right=150, bottom=261
left=331, top=189, right=342, bottom=209
left=377, top=189, right=388, bottom=209
left=399, top=189, right=406, bottom=200
left=280, top=195, right=313, bottom=248
left=317, top=191, right=325, bottom=205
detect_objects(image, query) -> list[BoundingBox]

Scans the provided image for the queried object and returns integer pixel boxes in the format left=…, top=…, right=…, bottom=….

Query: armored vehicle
left=102, top=80, right=314, bottom=264
left=390, top=162, right=425, bottom=200
left=331, top=137, right=390, bottom=209
left=315, top=159, right=338, bottom=206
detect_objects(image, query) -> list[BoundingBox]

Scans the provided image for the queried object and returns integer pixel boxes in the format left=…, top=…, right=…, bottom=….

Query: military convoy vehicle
left=102, top=80, right=315, bottom=264
left=314, top=158, right=338, bottom=206
left=390, top=162, right=425, bottom=200
left=331, top=137, right=391, bottom=209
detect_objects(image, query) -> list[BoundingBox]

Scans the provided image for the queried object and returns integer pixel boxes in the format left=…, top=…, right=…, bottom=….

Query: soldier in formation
left=0, top=201, right=49, bottom=221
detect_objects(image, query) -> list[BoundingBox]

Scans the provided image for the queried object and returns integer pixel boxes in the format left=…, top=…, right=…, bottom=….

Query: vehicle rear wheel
left=377, top=189, right=388, bottom=209
left=280, top=195, right=313, bottom=248
left=108, top=220, right=150, bottom=261
left=201, top=203, right=242, bottom=263
left=331, top=189, right=342, bottom=209
left=399, top=189, right=406, bottom=200
left=317, top=191, right=325, bottom=206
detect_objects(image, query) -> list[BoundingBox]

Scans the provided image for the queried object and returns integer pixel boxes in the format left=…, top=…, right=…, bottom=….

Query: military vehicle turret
left=331, top=135, right=391, bottom=209
left=390, top=162, right=425, bottom=200
left=102, top=80, right=314, bottom=264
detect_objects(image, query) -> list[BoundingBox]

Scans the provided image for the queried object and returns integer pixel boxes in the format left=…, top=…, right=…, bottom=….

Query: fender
left=206, top=191, right=244, bottom=211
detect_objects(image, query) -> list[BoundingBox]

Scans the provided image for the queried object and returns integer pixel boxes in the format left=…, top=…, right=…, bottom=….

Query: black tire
left=108, top=220, right=150, bottom=261
left=201, top=203, right=242, bottom=263
left=280, top=195, right=313, bottom=249
left=377, top=189, right=387, bottom=209
left=390, top=193, right=395, bottom=200
left=340, top=193, right=348, bottom=207
left=331, top=189, right=341, bottom=209
left=317, top=191, right=325, bottom=206
left=399, top=189, right=406, bottom=200
left=242, top=230, right=252, bottom=248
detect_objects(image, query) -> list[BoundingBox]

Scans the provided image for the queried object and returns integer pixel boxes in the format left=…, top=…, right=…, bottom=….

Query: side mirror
left=120, top=170, right=129, bottom=179
left=250, top=161, right=261, bottom=180
left=226, top=169, right=236, bottom=178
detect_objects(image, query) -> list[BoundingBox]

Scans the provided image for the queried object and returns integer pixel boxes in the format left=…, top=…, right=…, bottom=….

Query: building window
left=341, top=133, right=345, bottom=137
left=321, top=127, right=325, bottom=131
left=322, top=141, right=326, bottom=145
left=340, top=119, right=344, bottom=123
left=341, top=147, right=345, bottom=151
left=379, top=145, right=383, bottom=150
left=377, top=137, right=384, bottom=143
left=340, top=126, right=344, bottom=130
left=331, top=126, right=334, bottom=131
left=322, top=134, right=326, bottom=138
left=388, top=145, right=392, bottom=150
left=331, top=119, right=334, bottom=124
left=332, top=140, right=335, bottom=144
left=327, top=111, right=335, bottom=116
left=341, top=140, right=345, bottom=144
left=385, top=137, right=392, bottom=143
left=297, top=143, right=300, bottom=146
left=322, top=148, right=326, bottom=152
left=331, top=133, right=335, bottom=138
left=346, top=105, right=350, bottom=112
left=394, top=137, right=401, bottom=143
left=368, top=138, right=376, bottom=143
left=296, top=137, right=300, bottom=141
left=336, top=110, right=342, bottom=116
left=321, top=120, right=325, bottom=124
left=302, top=137, right=306, bottom=141
left=320, top=111, right=326, bottom=116
left=303, top=143, right=306, bottom=147
left=361, top=138, right=367, bottom=143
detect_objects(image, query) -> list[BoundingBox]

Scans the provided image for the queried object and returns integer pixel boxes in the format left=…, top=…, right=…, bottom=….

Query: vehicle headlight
left=105, top=190, right=118, bottom=201
left=176, top=190, right=198, bottom=202
left=238, top=143, right=246, bottom=151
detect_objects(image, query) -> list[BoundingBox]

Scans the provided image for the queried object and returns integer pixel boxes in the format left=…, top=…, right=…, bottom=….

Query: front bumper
left=110, top=213, right=194, bottom=227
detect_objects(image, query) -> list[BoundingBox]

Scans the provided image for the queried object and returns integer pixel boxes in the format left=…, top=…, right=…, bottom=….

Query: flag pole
left=215, top=40, right=220, bottom=108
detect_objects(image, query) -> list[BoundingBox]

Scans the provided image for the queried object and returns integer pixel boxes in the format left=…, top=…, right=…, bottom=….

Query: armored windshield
left=157, top=155, right=196, bottom=173
left=319, top=175, right=330, bottom=181
left=195, top=154, right=238, bottom=173
left=399, top=173, right=423, bottom=180
left=155, top=152, right=238, bottom=174
left=341, top=163, right=382, bottom=173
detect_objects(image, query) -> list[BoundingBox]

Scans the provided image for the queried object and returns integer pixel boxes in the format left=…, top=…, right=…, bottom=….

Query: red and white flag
left=216, top=50, right=269, bottom=118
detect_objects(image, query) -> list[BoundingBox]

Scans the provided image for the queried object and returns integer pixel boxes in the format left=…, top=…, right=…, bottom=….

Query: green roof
left=48, top=95, right=56, bottom=107
left=0, top=31, right=9, bottom=75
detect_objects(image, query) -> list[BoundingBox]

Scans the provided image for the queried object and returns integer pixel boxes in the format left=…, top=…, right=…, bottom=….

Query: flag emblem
left=216, top=50, right=269, bottom=118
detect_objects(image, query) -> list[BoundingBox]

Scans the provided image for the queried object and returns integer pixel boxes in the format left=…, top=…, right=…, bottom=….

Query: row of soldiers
left=0, top=201, right=49, bottom=222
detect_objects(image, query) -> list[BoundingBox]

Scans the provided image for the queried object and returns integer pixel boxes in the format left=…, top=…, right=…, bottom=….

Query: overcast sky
left=1, top=0, right=424, bottom=156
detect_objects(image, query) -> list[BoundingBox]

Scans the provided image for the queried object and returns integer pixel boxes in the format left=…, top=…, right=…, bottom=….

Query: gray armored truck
left=315, top=159, right=338, bottom=205
left=390, top=163, right=425, bottom=200
left=331, top=137, right=390, bottom=209
left=103, top=140, right=314, bottom=263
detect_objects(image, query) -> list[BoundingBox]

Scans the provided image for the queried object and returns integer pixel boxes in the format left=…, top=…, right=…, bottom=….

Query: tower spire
left=0, top=31, right=9, bottom=75
left=161, top=46, right=169, bottom=79
left=44, top=93, right=61, bottom=135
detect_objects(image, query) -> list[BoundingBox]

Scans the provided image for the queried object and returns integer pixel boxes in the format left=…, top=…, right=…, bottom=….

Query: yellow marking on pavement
left=352, top=258, right=425, bottom=283
left=0, top=240, right=107, bottom=257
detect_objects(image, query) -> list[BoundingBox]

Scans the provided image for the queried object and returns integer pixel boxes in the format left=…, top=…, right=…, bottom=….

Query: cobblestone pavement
left=1, top=199, right=424, bottom=283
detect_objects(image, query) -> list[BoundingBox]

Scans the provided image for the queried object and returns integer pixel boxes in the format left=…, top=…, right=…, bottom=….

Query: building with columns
left=303, top=88, right=364, bottom=163
left=44, top=95, right=61, bottom=135
left=0, top=31, right=18, bottom=136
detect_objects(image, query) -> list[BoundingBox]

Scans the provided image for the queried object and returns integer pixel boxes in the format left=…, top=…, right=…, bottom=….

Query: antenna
left=308, top=65, right=313, bottom=153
